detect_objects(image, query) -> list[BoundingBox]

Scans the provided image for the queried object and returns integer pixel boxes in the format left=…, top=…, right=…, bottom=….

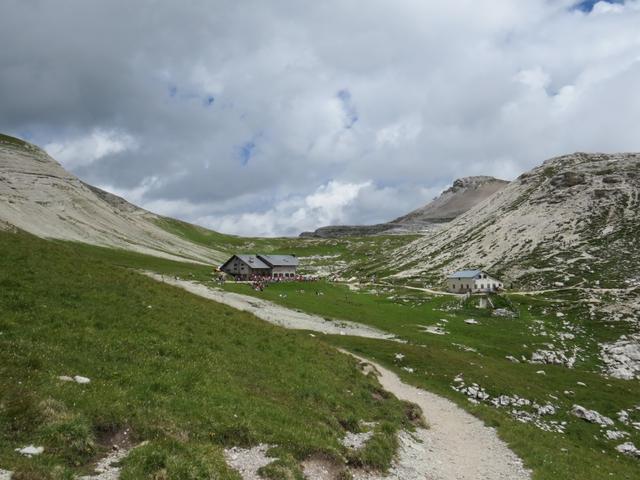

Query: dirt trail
left=147, top=273, right=531, bottom=480
left=144, top=273, right=396, bottom=341
left=346, top=352, right=531, bottom=480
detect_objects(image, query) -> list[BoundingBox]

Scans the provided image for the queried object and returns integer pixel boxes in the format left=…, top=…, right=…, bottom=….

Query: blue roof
left=448, top=270, right=482, bottom=279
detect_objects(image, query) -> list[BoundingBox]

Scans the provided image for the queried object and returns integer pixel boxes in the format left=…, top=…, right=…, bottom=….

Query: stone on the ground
left=224, top=444, right=275, bottom=480
left=571, top=405, right=614, bottom=426
left=600, top=334, right=640, bottom=380
left=15, top=445, right=44, bottom=457
left=615, top=442, right=640, bottom=458
left=341, top=430, right=374, bottom=450
left=605, top=430, right=629, bottom=441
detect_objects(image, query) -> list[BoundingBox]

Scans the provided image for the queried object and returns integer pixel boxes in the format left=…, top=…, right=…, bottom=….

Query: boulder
left=615, top=442, right=640, bottom=458
left=550, top=172, right=587, bottom=188
left=571, top=405, right=614, bottom=426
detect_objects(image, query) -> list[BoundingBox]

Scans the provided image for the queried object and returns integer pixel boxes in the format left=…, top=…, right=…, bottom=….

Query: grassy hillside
left=0, top=232, right=418, bottom=479
left=218, top=281, right=640, bottom=479
left=154, top=216, right=419, bottom=276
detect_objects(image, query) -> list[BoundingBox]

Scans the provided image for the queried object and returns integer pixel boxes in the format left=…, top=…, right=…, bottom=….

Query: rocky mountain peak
left=389, top=151, right=640, bottom=289
left=300, top=174, right=509, bottom=237
left=449, top=175, right=506, bottom=192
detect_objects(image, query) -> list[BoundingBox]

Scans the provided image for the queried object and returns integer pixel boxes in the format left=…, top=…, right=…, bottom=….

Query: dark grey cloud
left=1, top=0, right=640, bottom=235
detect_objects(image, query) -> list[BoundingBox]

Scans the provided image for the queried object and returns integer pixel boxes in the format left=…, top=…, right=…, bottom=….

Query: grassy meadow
left=0, top=232, right=418, bottom=479
left=1, top=228, right=639, bottom=479
left=217, top=280, right=640, bottom=479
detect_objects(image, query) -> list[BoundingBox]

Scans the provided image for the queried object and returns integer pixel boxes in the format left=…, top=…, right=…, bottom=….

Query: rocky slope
left=300, top=176, right=508, bottom=238
left=0, top=134, right=226, bottom=264
left=387, top=152, right=640, bottom=289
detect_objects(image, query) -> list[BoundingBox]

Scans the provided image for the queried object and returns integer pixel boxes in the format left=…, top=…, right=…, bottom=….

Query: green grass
left=217, top=280, right=640, bottom=479
left=153, top=217, right=419, bottom=278
left=0, top=231, right=417, bottom=478
left=0, top=133, right=33, bottom=149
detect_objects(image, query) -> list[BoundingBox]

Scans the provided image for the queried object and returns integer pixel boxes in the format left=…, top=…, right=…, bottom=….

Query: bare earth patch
left=224, top=444, right=274, bottom=480
left=145, top=273, right=396, bottom=340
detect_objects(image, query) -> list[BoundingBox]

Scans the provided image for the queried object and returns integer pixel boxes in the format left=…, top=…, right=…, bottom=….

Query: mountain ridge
left=384, top=152, right=640, bottom=290
left=0, top=133, right=226, bottom=264
left=300, top=175, right=508, bottom=238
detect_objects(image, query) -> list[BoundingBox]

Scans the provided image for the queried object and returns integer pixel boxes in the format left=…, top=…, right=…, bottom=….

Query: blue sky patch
left=336, top=88, right=358, bottom=129
left=237, top=140, right=256, bottom=166
left=572, top=0, right=623, bottom=12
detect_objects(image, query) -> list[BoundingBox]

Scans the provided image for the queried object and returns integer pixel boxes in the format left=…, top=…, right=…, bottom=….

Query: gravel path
left=146, top=273, right=531, bottom=480
left=144, top=273, right=397, bottom=341
left=347, top=352, right=531, bottom=480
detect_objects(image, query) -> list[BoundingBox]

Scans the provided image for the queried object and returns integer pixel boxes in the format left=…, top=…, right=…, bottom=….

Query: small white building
left=446, top=270, right=503, bottom=293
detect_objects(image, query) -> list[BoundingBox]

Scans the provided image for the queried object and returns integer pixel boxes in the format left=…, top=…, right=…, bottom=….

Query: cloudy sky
left=1, top=0, right=639, bottom=236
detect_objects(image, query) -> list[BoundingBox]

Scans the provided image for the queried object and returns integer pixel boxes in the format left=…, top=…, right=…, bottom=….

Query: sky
left=1, top=0, right=640, bottom=237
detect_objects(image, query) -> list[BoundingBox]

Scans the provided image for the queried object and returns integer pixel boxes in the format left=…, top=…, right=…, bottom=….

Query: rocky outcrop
left=600, top=334, right=640, bottom=380
left=389, top=152, right=640, bottom=289
left=571, top=405, right=614, bottom=426
left=300, top=176, right=508, bottom=238
left=0, top=133, right=226, bottom=264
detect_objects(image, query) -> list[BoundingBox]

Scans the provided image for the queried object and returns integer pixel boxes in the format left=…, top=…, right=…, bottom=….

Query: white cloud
left=196, top=180, right=371, bottom=237
left=44, top=129, right=136, bottom=169
left=3, top=1, right=640, bottom=235
left=515, top=67, right=551, bottom=91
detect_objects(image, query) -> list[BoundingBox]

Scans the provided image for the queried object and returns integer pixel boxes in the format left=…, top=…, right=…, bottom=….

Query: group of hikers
left=248, top=273, right=317, bottom=291
left=214, top=272, right=317, bottom=291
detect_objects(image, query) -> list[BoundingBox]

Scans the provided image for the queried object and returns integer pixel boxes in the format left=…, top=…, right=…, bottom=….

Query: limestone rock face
left=571, top=405, right=614, bottom=426
left=300, top=175, right=508, bottom=238
left=0, top=134, right=225, bottom=264
left=389, top=152, right=640, bottom=289
left=600, top=334, right=640, bottom=380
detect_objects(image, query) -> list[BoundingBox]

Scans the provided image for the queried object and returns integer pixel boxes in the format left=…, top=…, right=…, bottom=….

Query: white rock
left=15, top=445, right=44, bottom=457
left=571, top=405, right=614, bottom=426
left=537, top=404, right=556, bottom=416
left=618, top=410, right=629, bottom=424
left=615, top=442, right=640, bottom=458
left=341, top=430, right=374, bottom=450
left=464, top=319, right=479, bottom=325
left=395, top=353, right=405, bottom=360
left=505, top=355, right=520, bottom=363
left=600, top=334, right=640, bottom=381
left=536, top=370, right=546, bottom=375
left=58, top=375, right=74, bottom=382
left=605, top=430, right=629, bottom=441
left=74, top=375, right=91, bottom=384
